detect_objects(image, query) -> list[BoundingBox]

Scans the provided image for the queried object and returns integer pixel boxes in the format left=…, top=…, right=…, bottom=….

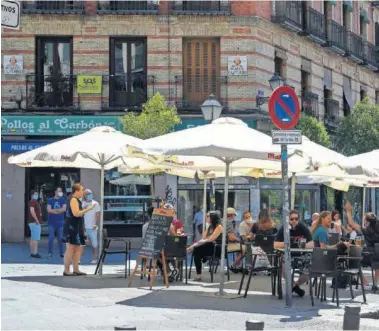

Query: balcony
left=326, top=20, right=346, bottom=55
left=345, top=31, right=364, bottom=63
left=22, top=1, right=84, bottom=14
left=302, top=91, right=319, bottom=118
left=363, top=42, right=379, bottom=71
left=26, top=74, right=78, bottom=111
left=324, top=98, right=340, bottom=130
left=302, top=7, right=326, bottom=45
left=175, top=75, right=228, bottom=110
left=101, top=74, right=155, bottom=111
left=271, top=1, right=303, bottom=33
left=170, top=1, right=231, bottom=15
left=97, top=1, right=158, bottom=14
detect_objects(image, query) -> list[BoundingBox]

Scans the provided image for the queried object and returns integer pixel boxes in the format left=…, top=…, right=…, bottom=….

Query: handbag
left=251, top=246, right=271, bottom=269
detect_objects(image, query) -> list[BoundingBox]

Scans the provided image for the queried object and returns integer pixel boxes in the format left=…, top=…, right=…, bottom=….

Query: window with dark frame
left=35, top=37, right=73, bottom=108
left=109, top=38, right=147, bottom=109
left=376, top=90, right=379, bottom=104
left=301, top=70, right=309, bottom=94
left=360, top=89, right=367, bottom=101
left=274, top=56, right=285, bottom=80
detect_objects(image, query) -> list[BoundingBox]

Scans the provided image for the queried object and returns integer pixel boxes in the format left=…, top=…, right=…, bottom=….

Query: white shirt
left=82, top=200, right=101, bottom=229
left=239, top=220, right=254, bottom=237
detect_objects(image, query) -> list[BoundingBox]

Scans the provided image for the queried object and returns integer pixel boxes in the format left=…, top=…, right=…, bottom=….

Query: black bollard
left=246, top=319, right=264, bottom=330
left=114, top=325, right=137, bottom=330
left=343, top=306, right=361, bottom=330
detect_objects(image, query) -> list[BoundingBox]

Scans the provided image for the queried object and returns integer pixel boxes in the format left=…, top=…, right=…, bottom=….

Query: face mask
left=33, top=194, right=39, bottom=200
left=246, top=217, right=253, bottom=223
left=87, top=194, right=93, bottom=201
left=57, top=192, right=63, bottom=197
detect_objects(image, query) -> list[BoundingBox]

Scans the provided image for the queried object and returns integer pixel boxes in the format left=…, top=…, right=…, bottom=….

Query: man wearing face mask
left=239, top=211, right=254, bottom=242
left=47, top=187, right=67, bottom=258
left=82, top=189, right=101, bottom=264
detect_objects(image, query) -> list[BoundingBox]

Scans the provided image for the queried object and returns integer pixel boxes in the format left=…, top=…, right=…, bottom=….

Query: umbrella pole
left=291, top=174, right=296, bottom=209
left=362, top=185, right=366, bottom=222
left=202, top=175, right=207, bottom=234
left=98, top=164, right=105, bottom=275
left=219, top=160, right=230, bottom=296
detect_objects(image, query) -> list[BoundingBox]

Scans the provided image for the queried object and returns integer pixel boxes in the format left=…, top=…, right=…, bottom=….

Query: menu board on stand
left=128, top=208, right=174, bottom=289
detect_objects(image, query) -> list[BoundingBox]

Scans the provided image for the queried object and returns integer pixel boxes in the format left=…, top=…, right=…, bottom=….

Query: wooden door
left=183, top=39, right=220, bottom=107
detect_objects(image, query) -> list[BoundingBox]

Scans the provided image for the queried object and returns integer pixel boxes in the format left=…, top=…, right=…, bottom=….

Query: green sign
left=1, top=116, right=256, bottom=136
left=77, top=75, right=102, bottom=94
left=1, top=116, right=123, bottom=136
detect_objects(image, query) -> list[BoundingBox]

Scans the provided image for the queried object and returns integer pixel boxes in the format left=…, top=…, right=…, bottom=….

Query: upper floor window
left=107, top=38, right=147, bottom=109
left=22, top=1, right=84, bottom=14
left=97, top=1, right=158, bottom=14
left=171, top=1, right=231, bottom=14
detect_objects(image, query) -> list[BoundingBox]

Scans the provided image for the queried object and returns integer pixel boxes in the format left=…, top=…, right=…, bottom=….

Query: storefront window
left=344, top=187, right=363, bottom=224
left=103, top=171, right=151, bottom=227
left=260, top=189, right=317, bottom=226
left=177, top=189, right=250, bottom=241
left=376, top=188, right=379, bottom=215
left=26, top=168, right=80, bottom=236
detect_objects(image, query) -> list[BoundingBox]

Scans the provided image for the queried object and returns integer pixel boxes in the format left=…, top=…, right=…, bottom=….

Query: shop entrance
left=25, top=168, right=80, bottom=236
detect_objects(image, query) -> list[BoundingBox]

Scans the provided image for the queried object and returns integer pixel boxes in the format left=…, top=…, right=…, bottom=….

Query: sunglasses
left=290, top=217, right=299, bottom=221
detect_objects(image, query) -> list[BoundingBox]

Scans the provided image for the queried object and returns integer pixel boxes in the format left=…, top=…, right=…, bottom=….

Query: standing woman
left=63, top=183, right=94, bottom=276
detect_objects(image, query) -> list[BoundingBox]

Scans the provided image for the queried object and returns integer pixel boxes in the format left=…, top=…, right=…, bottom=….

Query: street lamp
left=256, top=73, right=285, bottom=108
left=201, top=94, right=223, bottom=122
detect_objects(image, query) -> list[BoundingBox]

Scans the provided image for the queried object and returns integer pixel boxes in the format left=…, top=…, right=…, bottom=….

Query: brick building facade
left=1, top=0, right=379, bottom=242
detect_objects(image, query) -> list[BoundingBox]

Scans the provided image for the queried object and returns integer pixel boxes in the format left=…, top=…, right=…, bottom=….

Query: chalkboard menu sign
left=139, top=208, right=174, bottom=257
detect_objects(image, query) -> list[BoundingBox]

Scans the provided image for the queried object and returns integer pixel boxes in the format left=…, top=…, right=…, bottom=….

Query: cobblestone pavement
left=2, top=241, right=379, bottom=330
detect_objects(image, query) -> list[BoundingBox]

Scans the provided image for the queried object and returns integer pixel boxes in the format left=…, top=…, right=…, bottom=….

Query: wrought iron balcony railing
left=324, top=98, right=340, bottom=128
left=175, top=75, right=228, bottom=110
left=363, top=42, right=379, bottom=71
left=97, top=1, right=158, bottom=14
left=170, top=1, right=231, bottom=14
left=326, top=20, right=346, bottom=55
left=271, top=1, right=303, bottom=33
left=302, top=7, right=326, bottom=44
left=101, top=74, right=155, bottom=111
left=302, top=91, right=319, bottom=118
left=22, top=1, right=84, bottom=14
left=26, top=74, right=78, bottom=110
left=345, top=31, right=364, bottom=63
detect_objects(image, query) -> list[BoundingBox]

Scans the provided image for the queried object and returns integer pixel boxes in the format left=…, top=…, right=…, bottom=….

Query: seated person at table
left=250, top=209, right=277, bottom=239
left=227, top=208, right=245, bottom=273
left=344, top=223, right=357, bottom=241
left=187, top=212, right=223, bottom=281
left=329, top=210, right=343, bottom=236
left=239, top=210, right=254, bottom=242
left=165, top=204, right=184, bottom=236
left=274, top=210, right=314, bottom=297
left=311, top=211, right=349, bottom=252
left=345, top=201, right=379, bottom=289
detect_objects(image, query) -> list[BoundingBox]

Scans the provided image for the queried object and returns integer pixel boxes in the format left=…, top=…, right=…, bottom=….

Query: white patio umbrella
left=8, top=126, right=145, bottom=274
left=132, top=117, right=316, bottom=299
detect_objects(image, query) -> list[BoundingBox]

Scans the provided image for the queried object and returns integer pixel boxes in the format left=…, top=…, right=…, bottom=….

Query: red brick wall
left=352, top=1, right=359, bottom=34
left=231, top=0, right=255, bottom=16
left=310, top=1, right=323, bottom=12
left=84, top=0, right=96, bottom=15
left=368, top=5, right=374, bottom=43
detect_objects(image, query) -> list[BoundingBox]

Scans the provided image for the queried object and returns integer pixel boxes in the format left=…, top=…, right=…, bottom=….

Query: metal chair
left=308, top=248, right=339, bottom=307
left=164, top=236, right=188, bottom=284
left=338, top=245, right=367, bottom=303
left=189, top=242, right=230, bottom=283
left=328, top=233, right=340, bottom=246
left=94, top=229, right=131, bottom=278
left=239, top=234, right=282, bottom=299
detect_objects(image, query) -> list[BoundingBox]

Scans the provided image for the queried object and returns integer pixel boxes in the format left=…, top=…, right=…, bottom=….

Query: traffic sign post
left=268, top=85, right=301, bottom=308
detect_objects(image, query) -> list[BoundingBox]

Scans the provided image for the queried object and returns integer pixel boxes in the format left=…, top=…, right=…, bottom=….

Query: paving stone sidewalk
left=2, top=241, right=379, bottom=330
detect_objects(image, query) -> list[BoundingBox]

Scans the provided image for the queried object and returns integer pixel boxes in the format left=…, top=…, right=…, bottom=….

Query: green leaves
left=334, top=98, right=379, bottom=156
left=120, top=93, right=181, bottom=139
left=296, top=114, right=331, bottom=147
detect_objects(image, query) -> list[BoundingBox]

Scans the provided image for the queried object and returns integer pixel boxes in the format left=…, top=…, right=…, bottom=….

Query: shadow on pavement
left=2, top=273, right=196, bottom=290
left=115, top=288, right=329, bottom=322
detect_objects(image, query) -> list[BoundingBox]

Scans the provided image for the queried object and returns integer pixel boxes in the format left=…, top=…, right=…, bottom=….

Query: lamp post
left=201, top=94, right=223, bottom=123
left=256, top=73, right=285, bottom=108
left=200, top=94, right=223, bottom=221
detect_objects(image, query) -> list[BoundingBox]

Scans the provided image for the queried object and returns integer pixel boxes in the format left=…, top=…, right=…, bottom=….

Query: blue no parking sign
left=268, top=86, right=300, bottom=130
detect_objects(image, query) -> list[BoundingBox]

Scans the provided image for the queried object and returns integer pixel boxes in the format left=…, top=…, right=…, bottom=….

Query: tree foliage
left=334, top=98, right=379, bottom=156
left=295, top=114, right=331, bottom=147
left=120, top=92, right=181, bottom=139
